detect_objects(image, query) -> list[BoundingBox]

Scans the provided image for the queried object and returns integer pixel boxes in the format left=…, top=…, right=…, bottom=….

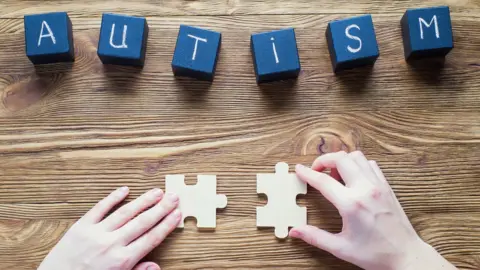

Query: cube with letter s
left=325, top=15, right=380, bottom=73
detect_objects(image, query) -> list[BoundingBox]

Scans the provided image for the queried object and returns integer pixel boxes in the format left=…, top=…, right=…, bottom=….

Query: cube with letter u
left=97, top=13, right=149, bottom=67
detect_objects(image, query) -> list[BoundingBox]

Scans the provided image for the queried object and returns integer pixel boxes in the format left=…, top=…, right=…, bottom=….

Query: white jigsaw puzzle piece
left=166, top=174, right=227, bottom=229
left=257, top=162, right=307, bottom=238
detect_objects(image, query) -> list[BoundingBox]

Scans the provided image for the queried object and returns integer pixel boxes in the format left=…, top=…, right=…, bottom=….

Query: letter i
left=271, top=37, right=279, bottom=64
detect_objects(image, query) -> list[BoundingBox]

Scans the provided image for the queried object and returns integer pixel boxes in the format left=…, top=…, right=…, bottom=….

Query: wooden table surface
left=0, top=0, right=479, bottom=269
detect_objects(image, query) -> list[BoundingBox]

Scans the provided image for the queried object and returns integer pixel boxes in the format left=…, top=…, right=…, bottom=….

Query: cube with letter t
left=171, top=25, right=222, bottom=81
left=401, top=6, right=453, bottom=60
left=326, top=15, right=379, bottom=73
left=250, top=28, right=301, bottom=84
left=24, top=12, right=75, bottom=65
left=97, top=13, right=149, bottom=67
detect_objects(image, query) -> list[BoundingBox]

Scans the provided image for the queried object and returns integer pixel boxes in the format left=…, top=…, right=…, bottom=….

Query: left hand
left=38, top=187, right=181, bottom=270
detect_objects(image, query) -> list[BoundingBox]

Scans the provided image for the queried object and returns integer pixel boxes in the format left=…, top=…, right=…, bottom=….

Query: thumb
left=133, top=262, right=161, bottom=270
left=289, top=225, right=347, bottom=255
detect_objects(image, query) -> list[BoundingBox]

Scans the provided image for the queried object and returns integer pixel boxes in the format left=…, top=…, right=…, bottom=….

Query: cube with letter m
left=401, top=6, right=454, bottom=60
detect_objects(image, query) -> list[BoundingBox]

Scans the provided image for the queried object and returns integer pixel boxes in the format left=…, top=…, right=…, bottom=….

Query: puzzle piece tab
left=166, top=174, right=227, bottom=229
left=257, top=162, right=307, bottom=238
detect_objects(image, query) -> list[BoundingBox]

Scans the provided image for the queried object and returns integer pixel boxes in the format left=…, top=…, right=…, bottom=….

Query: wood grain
left=0, top=0, right=479, bottom=269
left=1, top=0, right=480, bottom=18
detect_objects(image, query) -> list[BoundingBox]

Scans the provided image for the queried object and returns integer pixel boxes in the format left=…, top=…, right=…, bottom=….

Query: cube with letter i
left=97, top=13, right=149, bottom=67
left=171, top=25, right=222, bottom=81
left=401, top=6, right=453, bottom=60
left=250, top=28, right=301, bottom=84
left=24, top=12, right=75, bottom=65
left=326, top=15, right=379, bottom=73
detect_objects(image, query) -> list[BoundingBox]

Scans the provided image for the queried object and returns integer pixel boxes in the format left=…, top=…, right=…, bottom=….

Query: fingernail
left=147, top=265, right=158, bottom=270
left=289, top=229, right=302, bottom=238
left=152, top=188, right=163, bottom=197
left=119, top=186, right=129, bottom=194
left=168, top=193, right=179, bottom=202
left=296, top=164, right=306, bottom=170
left=173, top=209, right=182, bottom=221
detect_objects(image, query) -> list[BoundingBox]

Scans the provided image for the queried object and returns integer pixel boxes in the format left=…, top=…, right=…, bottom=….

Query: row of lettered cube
left=24, top=6, right=453, bottom=84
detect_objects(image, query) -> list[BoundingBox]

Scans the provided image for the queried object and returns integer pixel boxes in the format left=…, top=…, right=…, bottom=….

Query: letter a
left=38, top=21, right=56, bottom=47
left=109, top=24, right=128, bottom=49
left=345, top=24, right=362, bottom=53
left=419, top=16, right=440, bottom=40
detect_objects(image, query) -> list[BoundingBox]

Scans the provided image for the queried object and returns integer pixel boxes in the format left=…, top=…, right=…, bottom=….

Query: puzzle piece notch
left=165, top=174, right=227, bottom=229
left=257, top=162, right=307, bottom=239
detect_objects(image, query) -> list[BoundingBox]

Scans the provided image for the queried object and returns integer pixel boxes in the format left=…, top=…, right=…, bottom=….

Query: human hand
left=38, top=187, right=181, bottom=270
left=290, top=151, right=457, bottom=270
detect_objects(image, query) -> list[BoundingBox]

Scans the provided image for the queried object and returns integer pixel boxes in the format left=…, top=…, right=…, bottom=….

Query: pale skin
left=39, top=151, right=457, bottom=270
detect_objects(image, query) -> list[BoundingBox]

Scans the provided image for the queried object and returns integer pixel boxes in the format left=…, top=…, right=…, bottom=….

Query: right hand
left=290, top=151, right=457, bottom=270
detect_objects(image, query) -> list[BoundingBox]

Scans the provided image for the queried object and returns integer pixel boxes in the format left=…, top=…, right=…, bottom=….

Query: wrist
left=393, top=239, right=456, bottom=270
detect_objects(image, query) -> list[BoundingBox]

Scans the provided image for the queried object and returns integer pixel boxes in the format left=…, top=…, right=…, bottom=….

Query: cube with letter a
left=326, top=15, right=379, bottom=73
left=401, top=6, right=453, bottom=60
left=24, top=12, right=75, bottom=65
left=250, top=28, right=301, bottom=84
left=171, top=25, right=222, bottom=81
left=97, top=13, right=149, bottom=67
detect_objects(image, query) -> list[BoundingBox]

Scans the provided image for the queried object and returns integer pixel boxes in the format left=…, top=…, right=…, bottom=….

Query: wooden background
left=0, top=0, right=479, bottom=269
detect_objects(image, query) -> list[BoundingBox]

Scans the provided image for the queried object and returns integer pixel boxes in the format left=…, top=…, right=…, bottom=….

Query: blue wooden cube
left=97, top=13, right=149, bottom=67
left=401, top=6, right=453, bottom=60
left=24, top=12, right=74, bottom=65
left=326, top=15, right=379, bottom=73
left=171, top=25, right=222, bottom=81
left=250, top=28, right=301, bottom=84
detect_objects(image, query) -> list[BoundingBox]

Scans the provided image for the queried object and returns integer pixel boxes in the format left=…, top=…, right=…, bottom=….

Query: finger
left=349, top=151, right=378, bottom=184
left=118, top=193, right=179, bottom=245
left=82, top=186, right=129, bottom=224
left=336, top=155, right=366, bottom=187
left=369, top=160, right=387, bottom=184
left=128, top=208, right=181, bottom=261
left=311, top=151, right=348, bottom=171
left=289, top=225, right=347, bottom=256
left=330, top=168, right=342, bottom=182
left=101, top=188, right=164, bottom=231
left=370, top=161, right=414, bottom=229
left=296, top=164, right=349, bottom=209
left=133, top=262, right=161, bottom=270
